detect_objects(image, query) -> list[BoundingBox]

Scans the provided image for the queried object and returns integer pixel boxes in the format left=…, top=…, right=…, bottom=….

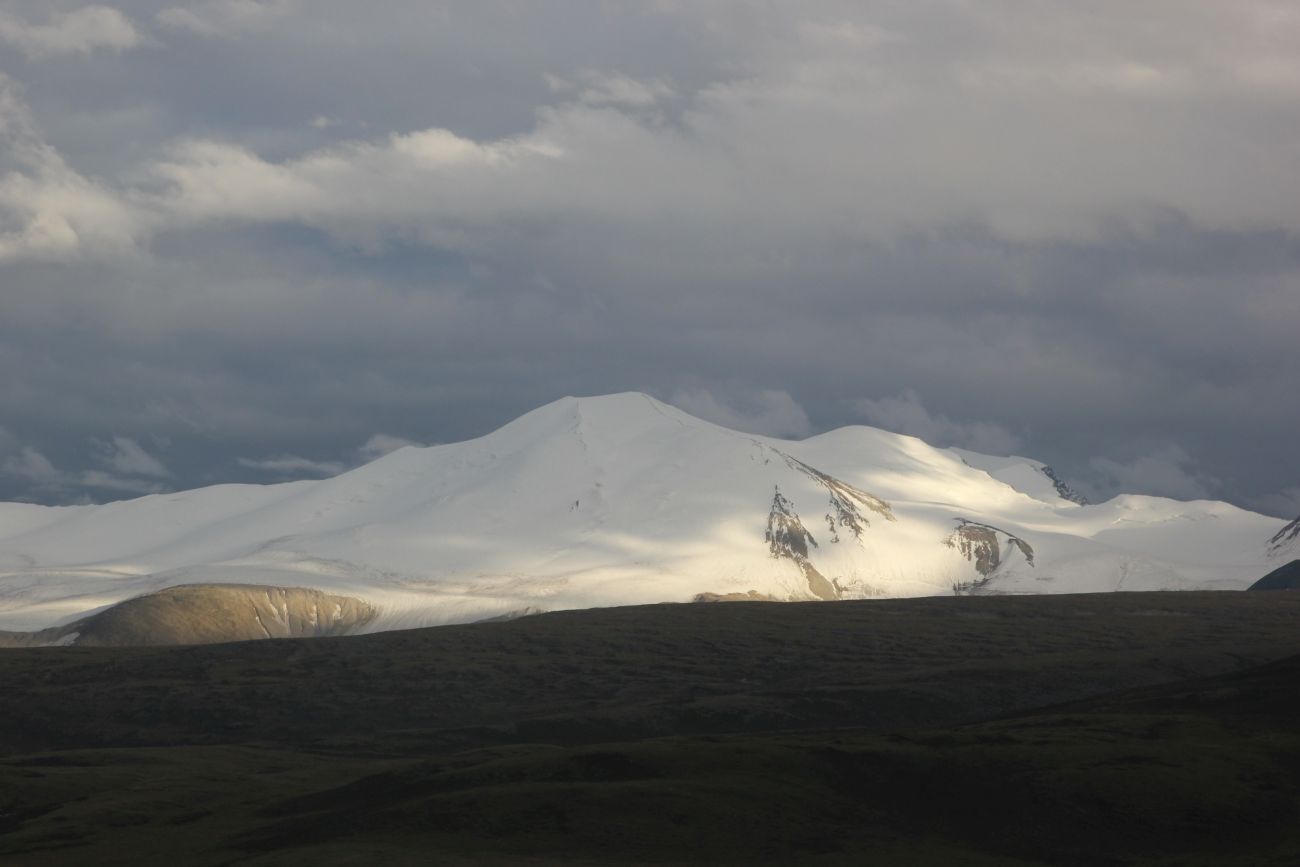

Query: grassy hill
left=3, top=591, right=1300, bottom=864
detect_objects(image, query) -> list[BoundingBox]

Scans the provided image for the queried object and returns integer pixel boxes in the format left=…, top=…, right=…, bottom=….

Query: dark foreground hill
left=3, top=591, right=1300, bottom=865
left=1249, top=559, right=1300, bottom=591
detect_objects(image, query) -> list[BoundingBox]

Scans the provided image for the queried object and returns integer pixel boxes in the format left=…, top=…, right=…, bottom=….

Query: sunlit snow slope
left=0, top=393, right=1289, bottom=634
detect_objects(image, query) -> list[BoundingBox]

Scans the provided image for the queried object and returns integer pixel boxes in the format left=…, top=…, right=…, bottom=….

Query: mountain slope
left=0, top=393, right=1288, bottom=639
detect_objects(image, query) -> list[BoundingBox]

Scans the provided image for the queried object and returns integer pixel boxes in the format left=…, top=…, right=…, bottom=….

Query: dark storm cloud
left=0, top=1, right=1297, bottom=516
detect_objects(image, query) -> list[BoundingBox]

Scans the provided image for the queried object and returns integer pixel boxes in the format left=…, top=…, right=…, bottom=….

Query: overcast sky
left=0, top=0, right=1297, bottom=515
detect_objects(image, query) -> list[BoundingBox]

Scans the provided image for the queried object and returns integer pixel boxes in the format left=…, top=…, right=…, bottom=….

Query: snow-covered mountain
left=0, top=393, right=1289, bottom=637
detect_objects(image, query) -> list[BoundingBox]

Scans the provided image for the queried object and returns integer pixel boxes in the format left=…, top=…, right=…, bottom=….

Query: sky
left=0, top=0, right=1297, bottom=516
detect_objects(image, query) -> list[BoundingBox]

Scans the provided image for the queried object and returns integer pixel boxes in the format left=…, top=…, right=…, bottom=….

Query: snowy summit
left=0, top=393, right=1289, bottom=641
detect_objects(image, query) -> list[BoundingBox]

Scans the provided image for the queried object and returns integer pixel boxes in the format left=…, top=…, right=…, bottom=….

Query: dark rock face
left=946, top=519, right=1036, bottom=596
left=765, top=487, right=837, bottom=600
left=778, top=453, right=895, bottom=540
left=946, top=519, right=1036, bottom=578
left=950, top=523, right=1001, bottom=577
left=1040, top=465, right=1089, bottom=505
left=755, top=452, right=896, bottom=600
left=1268, top=516, right=1300, bottom=556
left=1249, top=560, right=1300, bottom=592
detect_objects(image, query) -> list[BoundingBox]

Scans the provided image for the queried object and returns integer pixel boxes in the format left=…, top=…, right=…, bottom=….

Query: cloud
left=120, top=2, right=1300, bottom=246
left=1087, top=444, right=1220, bottom=502
left=0, top=441, right=168, bottom=500
left=1248, top=487, right=1300, bottom=520
left=8, top=0, right=1300, bottom=263
left=236, top=455, right=346, bottom=476
left=1, top=446, right=60, bottom=485
left=238, top=433, right=425, bottom=479
left=76, top=470, right=168, bottom=495
left=850, top=391, right=1022, bottom=455
left=0, top=6, right=140, bottom=58
left=72, top=78, right=1299, bottom=255
left=668, top=388, right=813, bottom=439
left=547, top=71, right=673, bottom=108
left=357, top=433, right=422, bottom=463
left=0, top=77, right=144, bottom=261
left=99, top=436, right=169, bottom=478
left=157, top=0, right=297, bottom=38
left=0, top=2, right=1296, bottom=270
left=137, top=124, right=570, bottom=251
left=0, top=2, right=1297, bottom=512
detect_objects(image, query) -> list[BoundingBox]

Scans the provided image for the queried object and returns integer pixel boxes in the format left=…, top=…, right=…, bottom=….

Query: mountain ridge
left=0, top=392, right=1288, bottom=641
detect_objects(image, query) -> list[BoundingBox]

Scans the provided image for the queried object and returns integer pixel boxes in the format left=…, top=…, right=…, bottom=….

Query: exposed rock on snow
left=947, top=519, right=1035, bottom=577
left=1267, top=516, right=1300, bottom=557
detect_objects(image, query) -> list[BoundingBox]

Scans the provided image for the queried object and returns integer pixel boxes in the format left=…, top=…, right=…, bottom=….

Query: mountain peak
left=0, top=391, right=1287, bottom=639
left=488, top=392, right=709, bottom=446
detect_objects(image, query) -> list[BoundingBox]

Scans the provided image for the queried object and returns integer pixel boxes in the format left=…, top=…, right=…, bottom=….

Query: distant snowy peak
left=0, top=391, right=1289, bottom=640
left=948, top=448, right=1088, bottom=506
left=1268, top=515, right=1300, bottom=557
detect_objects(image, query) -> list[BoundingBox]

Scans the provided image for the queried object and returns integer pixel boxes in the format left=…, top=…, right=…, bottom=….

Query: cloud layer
left=0, top=6, right=139, bottom=58
left=0, top=1, right=1297, bottom=515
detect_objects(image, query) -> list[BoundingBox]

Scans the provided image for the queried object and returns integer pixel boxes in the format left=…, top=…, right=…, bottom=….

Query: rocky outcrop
left=0, top=584, right=377, bottom=647
left=692, top=590, right=780, bottom=603
left=1268, top=516, right=1300, bottom=557
left=758, top=456, right=895, bottom=601
left=1040, top=465, right=1089, bottom=505
left=765, top=487, right=837, bottom=600
left=779, top=453, right=895, bottom=542
left=475, top=606, right=548, bottom=623
left=947, top=519, right=1035, bottom=592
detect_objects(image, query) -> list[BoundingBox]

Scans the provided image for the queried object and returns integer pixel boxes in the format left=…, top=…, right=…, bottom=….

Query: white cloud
left=850, top=390, right=1022, bottom=455
left=121, top=36, right=1295, bottom=250
left=5, top=3, right=1300, bottom=263
left=0, top=6, right=140, bottom=58
left=357, top=433, right=421, bottom=463
left=669, top=388, right=813, bottom=439
left=237, top=454, right=346, bottom=476
left=0, top=77, right=144, bottom=262
left=140, top=126, right=564, bottom=250
left=1088, top=444, right=1220, bottom=501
